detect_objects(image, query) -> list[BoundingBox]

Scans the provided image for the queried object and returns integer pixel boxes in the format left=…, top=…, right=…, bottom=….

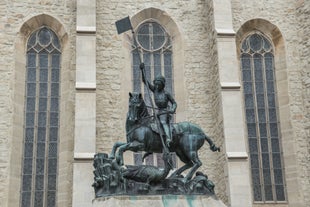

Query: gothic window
left=240, top=33, right=286, bottom=202
left=132, top=21, right=176, bottom=167
left=21, top=27, right=60, bottom=207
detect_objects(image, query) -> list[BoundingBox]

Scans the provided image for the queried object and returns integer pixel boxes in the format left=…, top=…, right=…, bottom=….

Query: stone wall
left=231, top=0, right=309, bottom=206
left=200, top=0, right=228, bottom=203
left=0, top=1, right=76, bottom=207
left=296, top=1, right=310, bottom=206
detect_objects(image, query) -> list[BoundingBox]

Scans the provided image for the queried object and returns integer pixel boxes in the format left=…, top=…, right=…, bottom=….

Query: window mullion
left=262, top=53, right=277, bottom=201
left=149, top=23, right=153, bottom=51
left=31, top=53, right=40, bottom=207
left=150, top=51, right=154, bottom=81
left=42, top=53, right=51, bottom=207
left=251, top=53, right=265, bottom=202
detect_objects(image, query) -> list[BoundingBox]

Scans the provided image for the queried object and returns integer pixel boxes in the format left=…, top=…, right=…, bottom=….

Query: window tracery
left=241, top=32, right=286, bottom=202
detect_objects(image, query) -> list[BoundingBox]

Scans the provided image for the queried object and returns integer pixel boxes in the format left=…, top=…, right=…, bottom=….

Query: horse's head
left=128, top=92, right=148, bottom=123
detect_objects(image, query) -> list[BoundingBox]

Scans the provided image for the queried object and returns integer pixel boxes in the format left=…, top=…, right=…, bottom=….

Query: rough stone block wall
left=0, top=1, right=76, bottom=207
left=296, top=1, right=310, bottom=206
left=200, top=0, right=227, bottom=204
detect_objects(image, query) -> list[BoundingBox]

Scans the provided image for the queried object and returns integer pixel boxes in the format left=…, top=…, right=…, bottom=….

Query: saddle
left=150, top=122, right=183, bottom=137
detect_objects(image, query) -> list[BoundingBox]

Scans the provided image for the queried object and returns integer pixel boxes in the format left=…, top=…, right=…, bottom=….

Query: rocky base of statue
left=94, top=176, right=215, bottom=198
left=92, top=153, right=215, bottom=198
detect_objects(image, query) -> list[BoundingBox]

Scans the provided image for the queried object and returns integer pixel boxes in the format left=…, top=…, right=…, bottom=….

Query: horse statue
left=110, top=92, right=220, bottom=181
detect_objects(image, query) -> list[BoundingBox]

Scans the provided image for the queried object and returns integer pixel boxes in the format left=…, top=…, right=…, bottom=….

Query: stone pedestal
left=92, top=195, right=227, bottom=207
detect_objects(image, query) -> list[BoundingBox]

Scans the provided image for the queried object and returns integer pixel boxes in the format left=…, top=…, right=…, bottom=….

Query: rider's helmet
left=153, top=75, right=166, bottom=87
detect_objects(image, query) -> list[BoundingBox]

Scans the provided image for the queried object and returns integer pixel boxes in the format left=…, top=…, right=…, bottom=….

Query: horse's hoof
left=117, top=159, right=124, bottom=166
left=120, top=165, right=127, bottom=171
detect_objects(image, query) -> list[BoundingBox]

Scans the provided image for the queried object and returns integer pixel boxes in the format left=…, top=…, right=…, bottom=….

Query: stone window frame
left=9, top=14, right=73, bottom=207
left=236, top=19, right=291, bottom=205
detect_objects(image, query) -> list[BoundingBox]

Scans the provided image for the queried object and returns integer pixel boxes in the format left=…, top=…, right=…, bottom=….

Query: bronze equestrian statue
left=110, top=92, right=220, bottom=181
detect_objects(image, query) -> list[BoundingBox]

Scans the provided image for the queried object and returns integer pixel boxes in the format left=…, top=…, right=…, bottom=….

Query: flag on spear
left=115, top=16, right=133, bottom=34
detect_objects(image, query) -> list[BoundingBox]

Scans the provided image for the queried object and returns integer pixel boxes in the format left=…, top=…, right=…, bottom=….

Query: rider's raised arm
left=140, top=63, right=155, bottom=92
left=148, top=82, right=155, bottom=92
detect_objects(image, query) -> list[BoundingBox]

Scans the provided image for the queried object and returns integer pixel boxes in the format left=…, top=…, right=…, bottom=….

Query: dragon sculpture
left=122, top=152, right=173, bottom=187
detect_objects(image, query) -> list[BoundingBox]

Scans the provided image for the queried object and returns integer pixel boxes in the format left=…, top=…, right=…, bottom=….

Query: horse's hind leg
left=169, top=162, right=193, bottom=178
left=109, top=141, right=127, bottom=159
left=185, top=152, right=202, bottom=180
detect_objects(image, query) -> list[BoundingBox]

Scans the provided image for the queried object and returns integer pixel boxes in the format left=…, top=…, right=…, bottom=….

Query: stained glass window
left=132, top=21, right=176, bottom=168
left=21, top=27, right=60, bottom=207
left=240, top=33, right=286, bottom=202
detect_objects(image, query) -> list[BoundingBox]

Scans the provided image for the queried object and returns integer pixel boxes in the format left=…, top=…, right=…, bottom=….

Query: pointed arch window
left=21, top=27, right=60, bottom=207
left=240, top=33, right=286, bottom=202
left=132, top=21, right=175, bottom=167
left=132, top=21, right=173, bottom=101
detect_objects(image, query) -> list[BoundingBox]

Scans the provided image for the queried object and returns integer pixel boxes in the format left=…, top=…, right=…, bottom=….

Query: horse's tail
left=205, top=135, right=220, bottom=152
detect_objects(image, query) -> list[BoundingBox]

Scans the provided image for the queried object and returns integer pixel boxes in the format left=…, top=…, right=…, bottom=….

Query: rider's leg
left=159, top=114, right=172, bottom=147
left=163, top=123, right=172, bottom=146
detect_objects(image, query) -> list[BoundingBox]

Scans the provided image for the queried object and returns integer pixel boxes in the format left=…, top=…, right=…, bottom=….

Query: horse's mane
left=139, top=99, right=150, bottom=119
left=129, top=92, right=150, bottom=120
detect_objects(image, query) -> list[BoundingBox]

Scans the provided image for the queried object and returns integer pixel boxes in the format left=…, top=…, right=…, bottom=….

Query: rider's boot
left=163, top=124, right=172, bottom=147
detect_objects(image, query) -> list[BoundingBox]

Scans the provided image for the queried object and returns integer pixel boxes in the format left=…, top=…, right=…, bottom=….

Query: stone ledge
left=221, top=82, right=241, bottom=90
left=74, top=152, right=95, bottom=160
left=76, top=82, right=97, bottom=90
left=77, top=26, right=96, bottom=33
left=92, top=195, right=227, bottom=207
left=216, top=28, right=236, bottom=37
left=226, top=151, right=248, bottom=159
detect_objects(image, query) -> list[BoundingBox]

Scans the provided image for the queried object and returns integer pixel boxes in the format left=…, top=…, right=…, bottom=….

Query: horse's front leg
left=109, top=141, right=127, bottom=159
left=116, top=141, right=146, bottom=165
left=116, top=143, right=130, bottom=165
